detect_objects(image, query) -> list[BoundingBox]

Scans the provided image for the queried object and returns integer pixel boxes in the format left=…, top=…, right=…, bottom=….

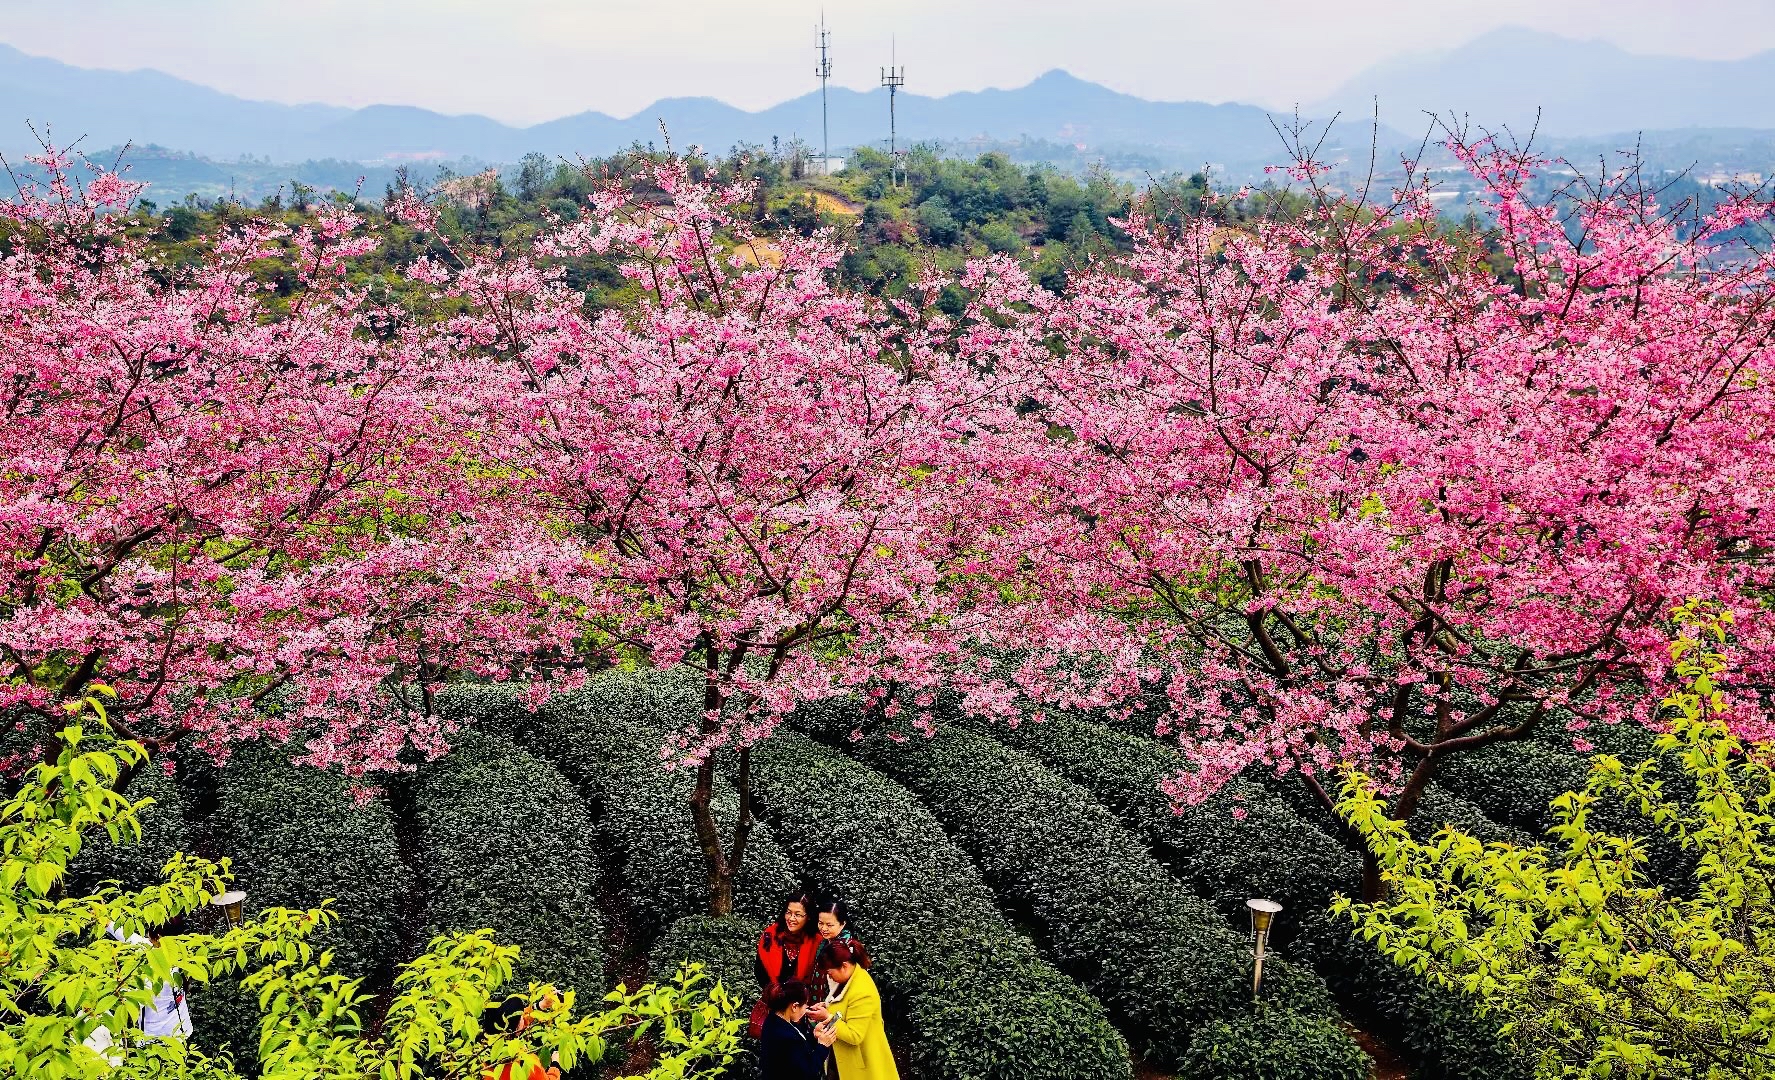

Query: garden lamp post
left=210, top=890, right=248, bottom=930
left=1246, top=898, right=1282, bottom=999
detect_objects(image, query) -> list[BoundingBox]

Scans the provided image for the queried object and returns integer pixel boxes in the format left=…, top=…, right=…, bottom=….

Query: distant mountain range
left=0, top=43, right=1350, bottom=170
left=1316, top=27, right=1775, bottom=135
left=0, top=28, right=1768, bottom=174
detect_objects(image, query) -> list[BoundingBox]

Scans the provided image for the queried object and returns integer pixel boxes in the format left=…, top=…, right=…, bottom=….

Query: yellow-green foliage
left=1334, top=602, right=1775, bottom=1079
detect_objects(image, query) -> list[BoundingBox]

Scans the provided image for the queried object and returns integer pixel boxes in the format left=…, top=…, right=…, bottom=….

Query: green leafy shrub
left=1333, top=604, right=1775, bottom=1079
left=1436, top=739, right=1587, bottom=836
left=845, top=724, right=1366, bottom=1077
left=552, top=666, right=706, bottom=731
left=650, top=916, right=763, bottom=1080
left=413, top=731, right=605, bottom=994
left=748, top=727, right=1132, bottom=1080
left=521, top=683, right=797, bottom=935
left=66, top=762, right=190, bottom=896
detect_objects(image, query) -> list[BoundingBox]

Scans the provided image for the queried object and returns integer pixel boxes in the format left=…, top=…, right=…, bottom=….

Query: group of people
left=751, top=894, right=897, bottom=1080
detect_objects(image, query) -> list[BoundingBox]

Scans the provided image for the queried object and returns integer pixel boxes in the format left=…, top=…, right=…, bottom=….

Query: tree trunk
left=710, top=864, right=737, bottom=917
left=689, top=756, right=736, bottom=917
left=1360, top=846, right=1386, bottom=903
left=688, top=671, right=754, bottom=918
left=1305, top=766, right=1420, bottom=904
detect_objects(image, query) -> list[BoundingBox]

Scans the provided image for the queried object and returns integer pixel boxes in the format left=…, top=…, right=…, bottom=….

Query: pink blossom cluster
left=969, top=137, right=1775, bottom=810
left=9, top=137, right=1775, bottom=825
left=0, top=150, right=574, bottom=774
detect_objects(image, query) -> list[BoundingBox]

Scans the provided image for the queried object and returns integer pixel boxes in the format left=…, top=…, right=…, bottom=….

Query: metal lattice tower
left=880, top=39, right=905, bottom=187
left=814, top=14, right=833, bottom=176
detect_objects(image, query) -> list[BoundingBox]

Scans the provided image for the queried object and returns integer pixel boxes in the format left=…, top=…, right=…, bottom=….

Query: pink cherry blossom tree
left=0, top=149, right=576, bottom=782
left=401, top=158, right=1125, bottom=914
left=969, top=133, right=1775, bottom=897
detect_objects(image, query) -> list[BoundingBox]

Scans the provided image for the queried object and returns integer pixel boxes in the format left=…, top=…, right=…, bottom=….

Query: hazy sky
left=5, top=0, right=1775, bottom=125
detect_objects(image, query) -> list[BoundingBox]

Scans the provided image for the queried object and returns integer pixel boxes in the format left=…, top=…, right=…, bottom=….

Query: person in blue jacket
left=756, top=979, right=835, bottom=1080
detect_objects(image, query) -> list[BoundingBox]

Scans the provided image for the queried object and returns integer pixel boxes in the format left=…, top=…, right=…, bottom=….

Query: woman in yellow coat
left=807, top=941, right=898, bottom=1080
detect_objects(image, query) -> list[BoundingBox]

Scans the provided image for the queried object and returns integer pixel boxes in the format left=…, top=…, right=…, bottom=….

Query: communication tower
left=880, top=39, right=905, bottom=187
left=815, top=14, right=833, bottom=176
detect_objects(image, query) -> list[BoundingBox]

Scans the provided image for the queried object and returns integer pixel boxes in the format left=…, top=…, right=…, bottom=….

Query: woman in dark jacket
left=757, top=980, right=835, bottom=1080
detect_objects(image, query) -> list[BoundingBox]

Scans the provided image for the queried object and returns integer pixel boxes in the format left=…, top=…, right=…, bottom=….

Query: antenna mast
left=880, top=37, right=905, bottom=188
left=815, top=14, right=833, bottom=176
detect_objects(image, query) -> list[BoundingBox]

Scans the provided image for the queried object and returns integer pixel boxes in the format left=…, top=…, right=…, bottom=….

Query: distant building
left=1698, top=170, right=1765, bottom=186
left=816, top=157, right=847, bottom=175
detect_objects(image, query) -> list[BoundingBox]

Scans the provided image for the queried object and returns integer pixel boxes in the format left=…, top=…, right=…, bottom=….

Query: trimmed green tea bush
left=649, top=915, right=761, bottom=1006
left=194, top=742, right=413, bottom=1072
left=1436, top=736, right=1694, bottom=888
left=209, top=742, right=412, bottom=980
left=1175, top=1008, right=1377, bottom=1080
left=1295, top=927, right=1532, bottom=1080
left=1434, top=740, right=1590, bottom=838
left=1413, top=785, right=1537, bottom=849
left=433, top=681, right=533, bottom=740
left=847, top=725, right=1366, bottom=1078
left=413, top=730, right=605, bottom=994
left=966, top=707, right=1357, bottom=946
left=912, top=705, right=1524, bottom=1080
left=522, top=686, right=797, bottom=934
left=566, top=666, right=706, bottom=729
left=748, top=728, right=1132, bottom=1080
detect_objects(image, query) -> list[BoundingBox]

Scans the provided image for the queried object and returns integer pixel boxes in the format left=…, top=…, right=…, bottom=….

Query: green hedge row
left=1411, top=785, right=1538, bottom=849
left=519, top=686, right=798, bottom=935
left=748, top=727, right=1133, bottom=1080
left=1294, top=928, right=1529, bottom=1079
left=945, top=707, right=1530, bottom=1080
left=844, top=723, right=1367, bottom=1078
left=1434, top=739, right=1590, bottom=841
left=209, top=742, right=413, bottom=980
left=1436, top=735, right=1694, bottom=889
left=648, top=914, right=762, bottom=1007
left=434, top=674, right=709, bottom=741
left=413, top=730, right=606, bottom=995
left=961, top=707, right=1358, bottom=948
left=433, top=681, right=536, bottom=741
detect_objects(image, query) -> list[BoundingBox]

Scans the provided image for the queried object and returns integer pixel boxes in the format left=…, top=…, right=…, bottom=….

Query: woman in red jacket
left=756, top=892, right=819, bottom=992
left=751, top=893, right=819, bottom=1039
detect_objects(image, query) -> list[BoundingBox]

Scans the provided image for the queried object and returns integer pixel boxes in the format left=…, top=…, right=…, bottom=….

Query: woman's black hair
left=775, top=891, right=815, bottom=939
left=767, top=979, right=811, bottom=1013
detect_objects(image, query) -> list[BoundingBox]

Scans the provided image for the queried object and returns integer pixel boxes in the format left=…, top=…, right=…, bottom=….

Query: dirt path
left=806, top=186, right=863, bottom=217
left=1350, top=1024, right=1411, bottom=1080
